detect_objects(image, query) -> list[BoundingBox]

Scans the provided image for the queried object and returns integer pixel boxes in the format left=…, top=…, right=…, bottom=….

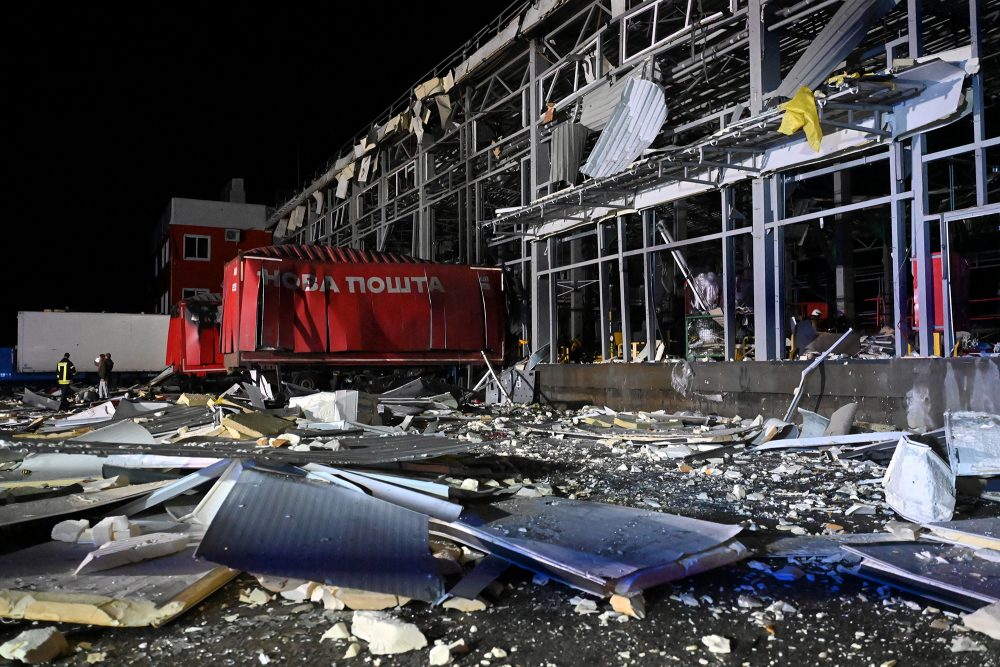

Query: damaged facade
left=273, top=0, right=999, bottom=367
left=2, top=1, right=1000, bottom=665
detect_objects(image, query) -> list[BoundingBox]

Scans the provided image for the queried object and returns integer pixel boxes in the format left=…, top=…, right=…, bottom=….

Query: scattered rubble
left=0, top=628, right=69, bottom=664
left=0, top=381, right=996, bottom=664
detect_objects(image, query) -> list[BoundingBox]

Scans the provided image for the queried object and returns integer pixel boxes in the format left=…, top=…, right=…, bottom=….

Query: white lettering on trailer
left=255, top=270, right=446, bottom=294
left=301, top=274, right=320, bottom=292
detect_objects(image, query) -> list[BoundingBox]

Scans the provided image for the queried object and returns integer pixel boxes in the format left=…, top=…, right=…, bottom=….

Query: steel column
left=889, top=142, right=909, bottom=356
left=939, top=216, right=954, bottom=356
left=617, top=217, right=632, bottom=362
left=752, top=177, right=777, bottom=360
left=748, top=0, right=779, bottom=115
left=969, top=0, right=987, bottom=206
left=770, top=177, right=786, bottom=359
left=911, top=135, right=934, bottom=355
left=530, top=240, right=552, bottom=359
left=642, top=210, right=658, bottom=361
left=548, top=236, right=559, bottom=363
left=721, top=187, right=737, bottom=360
left=597, top=224, right=611, bottom=361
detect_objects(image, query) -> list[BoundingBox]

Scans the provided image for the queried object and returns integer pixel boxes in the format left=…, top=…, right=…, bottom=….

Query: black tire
left=290, top=370, right=322, bottom=391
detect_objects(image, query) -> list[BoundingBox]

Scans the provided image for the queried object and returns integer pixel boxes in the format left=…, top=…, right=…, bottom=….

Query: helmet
left=810, top=309, right=822, bottom=318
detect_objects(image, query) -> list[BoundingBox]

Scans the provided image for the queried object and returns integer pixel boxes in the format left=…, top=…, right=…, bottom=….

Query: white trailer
left=17, top=311, right=169, bottom=375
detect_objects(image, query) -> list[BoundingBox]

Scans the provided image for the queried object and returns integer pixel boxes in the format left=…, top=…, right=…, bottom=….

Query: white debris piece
left=351, top=611, right=428, bottom=655
left=321, top=623, right=351, bottom=642
left=90, top=515, right=140, bottom=547
left=74, top=532, right=189, bottom=574
left=882, top=436, right=955, bottom=523
left=701, top=635, right=731, bottom=654
left=962, top=601, right=1000, bottom=640
left=429, top=643, right=453, bottom=665
left=0, top=628, right=69, bottom=664
left=51, top=519, right=90, bottom=543
left=950, top=635, right=986, bottom=652
left=570, top=597, right=599, bottom=614
left=343, top=643, right=361, bottom=659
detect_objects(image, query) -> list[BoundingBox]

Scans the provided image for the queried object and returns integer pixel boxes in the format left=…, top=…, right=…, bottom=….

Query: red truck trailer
left=166, top=245, right=506, bottom=388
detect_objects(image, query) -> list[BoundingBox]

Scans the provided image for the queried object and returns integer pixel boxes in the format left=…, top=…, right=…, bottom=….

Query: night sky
left=3, top=3, right=505, bottom=345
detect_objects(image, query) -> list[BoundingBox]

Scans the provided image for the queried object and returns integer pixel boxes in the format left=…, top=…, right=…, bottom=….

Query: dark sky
left=3, top=3, right=506, bottom=345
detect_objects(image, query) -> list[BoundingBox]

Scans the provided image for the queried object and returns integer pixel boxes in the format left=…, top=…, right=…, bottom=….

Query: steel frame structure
left=275, top=0, right=999, bottom=364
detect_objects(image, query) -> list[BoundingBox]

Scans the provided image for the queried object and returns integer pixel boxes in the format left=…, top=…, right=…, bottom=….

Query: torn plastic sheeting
left=195, top=466, right=443, bottom=602
left=883, top=436, right=956, bottom=524
left=580, top=78, right=667, bottom=179
left=777, top=87, right=823, bottom=152
left=945, top=411, right=1000, bottom=477
left=430, top=497, right=745, bottom=597
left=72, top=420, right=156, bottom=445
left=305, top=464, right=463, bottom=522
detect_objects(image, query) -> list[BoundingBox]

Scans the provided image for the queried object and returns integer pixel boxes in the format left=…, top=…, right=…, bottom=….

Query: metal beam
left=642, top=210, right=658, bottom=362
left=751, top=177, right=777, bottom=360
left=617, top=217, right=632, bottom=362
left=597, top=222, right=612, bottom=361
left=721, top=187, right=737, bottom=360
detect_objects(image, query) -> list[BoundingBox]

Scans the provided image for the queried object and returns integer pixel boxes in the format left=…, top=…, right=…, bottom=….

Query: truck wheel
left=290, top=371, right=321, bottom=391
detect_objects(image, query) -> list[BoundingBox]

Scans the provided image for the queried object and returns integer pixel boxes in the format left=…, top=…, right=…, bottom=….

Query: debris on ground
left=0, top=383, right=997, bottom=664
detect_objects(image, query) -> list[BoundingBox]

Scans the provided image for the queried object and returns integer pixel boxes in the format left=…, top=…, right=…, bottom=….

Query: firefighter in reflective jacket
left=56, top=352, right=76, bottom=409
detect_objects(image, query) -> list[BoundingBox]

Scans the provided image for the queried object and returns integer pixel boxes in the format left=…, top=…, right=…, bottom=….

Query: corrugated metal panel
left=579, top=69, right=642, bottom=131
left=196, top=466, right=443, bottom=601
left=580, top=79, right=667, bottom=179
left=246, top=245, right=425, bottom=264
left=550, top=122, right=590, bottom=184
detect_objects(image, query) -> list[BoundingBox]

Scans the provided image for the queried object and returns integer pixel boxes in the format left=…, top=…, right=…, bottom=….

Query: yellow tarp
left=777, top=86, right=823, bottom=152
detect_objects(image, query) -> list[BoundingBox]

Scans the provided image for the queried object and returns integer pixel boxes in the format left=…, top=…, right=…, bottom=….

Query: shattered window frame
left=183, top=234, right=211, bottom=262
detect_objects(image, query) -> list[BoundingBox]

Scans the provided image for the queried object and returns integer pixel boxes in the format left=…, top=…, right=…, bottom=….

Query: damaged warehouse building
left=2, top=0, right=1000, bottom=665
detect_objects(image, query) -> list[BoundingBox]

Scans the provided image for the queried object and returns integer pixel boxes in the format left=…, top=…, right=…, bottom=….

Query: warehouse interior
left=272, top=0, right=999, bottom=367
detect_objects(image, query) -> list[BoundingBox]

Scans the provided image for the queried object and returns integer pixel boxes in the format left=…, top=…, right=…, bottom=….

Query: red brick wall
left=168, top=225, right=271, bottom=303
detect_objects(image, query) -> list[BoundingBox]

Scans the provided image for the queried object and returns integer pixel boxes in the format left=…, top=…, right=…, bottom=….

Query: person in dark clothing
left=105, top=353, right=114, bottom=390
left=96, top=353, right=109, bottom=399
left=56, top=352, right=76, bottom=409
